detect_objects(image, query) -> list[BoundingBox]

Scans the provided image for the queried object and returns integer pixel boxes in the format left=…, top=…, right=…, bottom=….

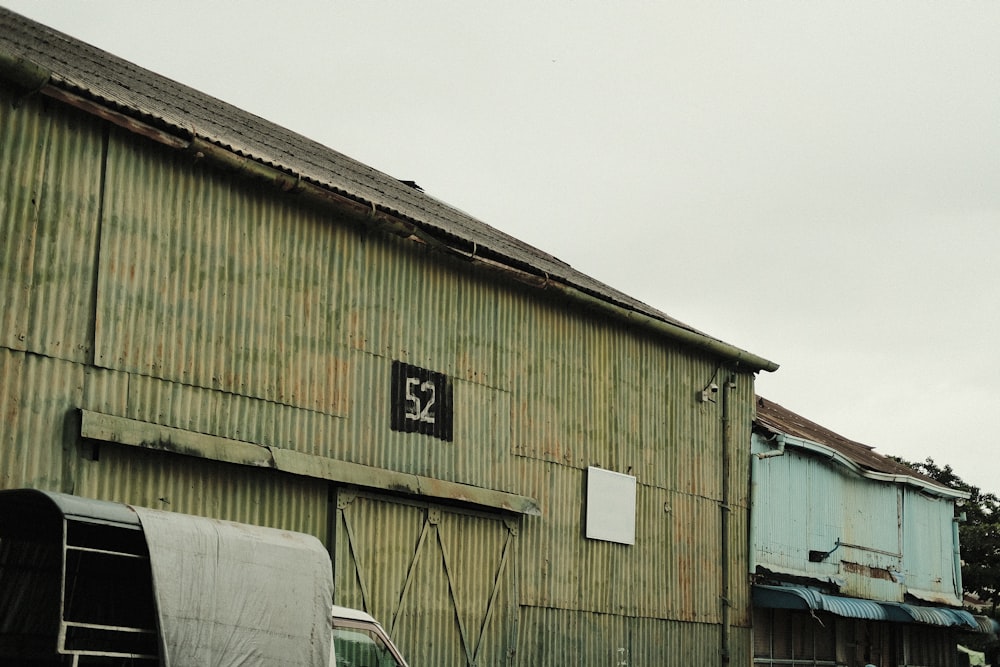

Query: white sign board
left=585, top=466, right=636, bottom=545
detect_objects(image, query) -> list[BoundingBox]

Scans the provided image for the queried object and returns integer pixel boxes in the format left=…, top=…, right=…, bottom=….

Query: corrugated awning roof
left=0, top=7, right=777, bottom=372
left=754, top=584, right=903, bottom=622
left=753, top=585, right=981, bottom=630
left=899, top=603, right=980, bottom=629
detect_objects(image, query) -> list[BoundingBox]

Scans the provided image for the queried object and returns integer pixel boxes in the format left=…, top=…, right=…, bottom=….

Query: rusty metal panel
left=0, top=91, right=103, bottom=364
left=82, top=365, right=130, bottom=417
left=343, top=351, right=429, bottom=476
left=96, top=129, right=350, bottom=416
left=728, top=502, right=753, bottom=626
left=451, top=375, right=514, bottom=490
left=634, top=483, right=725, bottom=622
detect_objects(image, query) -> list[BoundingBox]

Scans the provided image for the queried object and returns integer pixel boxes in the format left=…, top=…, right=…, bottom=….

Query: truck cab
left=331, top=606, right=408, bottom=667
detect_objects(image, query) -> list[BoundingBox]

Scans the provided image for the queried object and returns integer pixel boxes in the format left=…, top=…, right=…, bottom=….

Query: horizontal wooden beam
left=80, top=410, right=540, bottom=516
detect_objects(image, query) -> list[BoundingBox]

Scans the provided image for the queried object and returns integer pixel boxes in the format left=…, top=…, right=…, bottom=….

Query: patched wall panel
left=96, top=130, right=350, bottom=416
left=0, top=91, right=103, bottom=364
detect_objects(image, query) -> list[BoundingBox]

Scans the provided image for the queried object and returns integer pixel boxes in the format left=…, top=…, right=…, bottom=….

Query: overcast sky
left=6, top=2, right=999, bottom=492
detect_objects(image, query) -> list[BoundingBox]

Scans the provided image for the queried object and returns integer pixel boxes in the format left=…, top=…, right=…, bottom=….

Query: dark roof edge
left=0, top=41, right=779, bottom=373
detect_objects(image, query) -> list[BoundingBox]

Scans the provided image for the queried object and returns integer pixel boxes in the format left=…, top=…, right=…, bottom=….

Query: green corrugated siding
left=333, top=492, right=518, bottom=666
left=0, top=349, right=82, bottom=491
left=0, top=348, right=327, bottom=536
left=517, top=606, right=747, bottom=664
left=98, top=129, right=350, bottom=417
left=0, top=91, right=102, bottom=363
left=509, top=299, right=729, bottom=498
left=124, top=372, right=345, bottom=458
left=74, top=443, right=328, bottom=536
left=518, top=462, right=726, bottom=622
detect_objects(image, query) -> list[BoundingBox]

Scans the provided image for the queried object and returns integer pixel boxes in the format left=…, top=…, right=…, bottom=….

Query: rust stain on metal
left=841, top=560, right=896, bottom=581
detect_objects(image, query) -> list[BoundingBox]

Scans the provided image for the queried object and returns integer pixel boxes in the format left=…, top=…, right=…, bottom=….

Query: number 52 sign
left=390, top=361, right=453, bottom=441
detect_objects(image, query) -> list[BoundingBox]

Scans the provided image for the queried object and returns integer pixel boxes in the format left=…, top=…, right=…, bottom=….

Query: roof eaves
left=755, top=421, right=969, bottom=501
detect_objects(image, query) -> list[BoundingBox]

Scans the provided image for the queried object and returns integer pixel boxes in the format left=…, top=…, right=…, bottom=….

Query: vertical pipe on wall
left=953, top=515, right=964, bottom=601
left=719, top=369, right=734, bottom=665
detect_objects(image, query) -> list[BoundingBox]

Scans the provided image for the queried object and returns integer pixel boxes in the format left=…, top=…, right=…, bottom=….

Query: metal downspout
left=720, top=371, right=734, bottom=666
left=755, top=433, right=786, bottom=459
left=953, top=515, right=964, bottom=601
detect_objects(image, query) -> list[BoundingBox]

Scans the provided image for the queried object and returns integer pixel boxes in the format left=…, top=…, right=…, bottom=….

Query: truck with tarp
left=0, top=488, right=407, bottom=667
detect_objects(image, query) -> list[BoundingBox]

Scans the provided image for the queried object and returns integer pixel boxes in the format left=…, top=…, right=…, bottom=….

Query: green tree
left=897, top=457, right=1000, bottom=612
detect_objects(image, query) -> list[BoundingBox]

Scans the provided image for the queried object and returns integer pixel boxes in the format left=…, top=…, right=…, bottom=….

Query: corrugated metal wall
left=98, top=131, right=350, bottom=419
left=0, top=93, right=102, bottom=364
left=750, top=436, right=961, bottom=605
left=0, top=87, right=760, bottom=663
left=902, top=488, right=960, bottom=601
left=517, top=607, right=752, bottom=665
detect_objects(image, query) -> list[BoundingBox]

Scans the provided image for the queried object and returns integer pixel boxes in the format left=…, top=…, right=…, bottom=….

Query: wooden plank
left=79, top=410, right=540, bottom=515
left=79, top=410, right=273, bottom=468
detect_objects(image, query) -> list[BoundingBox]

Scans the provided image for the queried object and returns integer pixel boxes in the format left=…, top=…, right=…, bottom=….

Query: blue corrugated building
left=750, top=396, right=993, bottom=666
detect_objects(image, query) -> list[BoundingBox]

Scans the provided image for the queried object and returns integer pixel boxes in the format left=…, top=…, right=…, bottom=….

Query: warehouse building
left=0, top=9, right=778, bottom=665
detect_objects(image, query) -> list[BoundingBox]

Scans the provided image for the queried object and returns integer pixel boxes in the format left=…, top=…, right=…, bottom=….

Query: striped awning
left=753, top=584, right=979, bottom=630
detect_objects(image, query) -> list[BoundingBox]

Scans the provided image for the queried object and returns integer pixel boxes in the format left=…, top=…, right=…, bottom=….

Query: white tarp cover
left=133, top=507, right=333, bottom=667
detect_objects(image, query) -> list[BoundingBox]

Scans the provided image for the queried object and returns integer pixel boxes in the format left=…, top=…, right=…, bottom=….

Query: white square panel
left=585, top=466, right=636, bottom=545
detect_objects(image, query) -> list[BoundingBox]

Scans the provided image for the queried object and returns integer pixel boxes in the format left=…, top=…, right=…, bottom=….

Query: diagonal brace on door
left=388, top=511, right=434, bottom=637
left=340, top=504, right=372, bottom=615
left=473, top=528, right=514, bottom=666
left=438, top=520, right=516, bottom=667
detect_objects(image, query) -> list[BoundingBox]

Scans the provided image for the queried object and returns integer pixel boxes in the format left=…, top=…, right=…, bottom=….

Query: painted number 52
left=404, top=377, right=436, bottom=424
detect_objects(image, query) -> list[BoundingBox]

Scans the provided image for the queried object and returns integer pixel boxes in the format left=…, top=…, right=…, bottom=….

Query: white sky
left=6, top=2, right=999, bottom=491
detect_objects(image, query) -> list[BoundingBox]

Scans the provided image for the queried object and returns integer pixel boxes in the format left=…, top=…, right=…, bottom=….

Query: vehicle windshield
left=332, top=625, right=404, bottom=667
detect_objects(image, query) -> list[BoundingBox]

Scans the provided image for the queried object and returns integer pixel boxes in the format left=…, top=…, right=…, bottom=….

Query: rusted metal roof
left=0, top=7, right=776, bottom=372
left=754, top=395, right=942, bottom=485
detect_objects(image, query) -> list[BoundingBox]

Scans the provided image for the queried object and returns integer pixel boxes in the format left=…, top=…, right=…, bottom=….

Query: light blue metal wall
left=750, top=433, right=961, bottom=605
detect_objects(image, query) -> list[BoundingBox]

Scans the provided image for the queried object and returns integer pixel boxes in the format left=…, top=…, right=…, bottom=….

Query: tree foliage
left=898, top=457, right=1000, bottom=610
